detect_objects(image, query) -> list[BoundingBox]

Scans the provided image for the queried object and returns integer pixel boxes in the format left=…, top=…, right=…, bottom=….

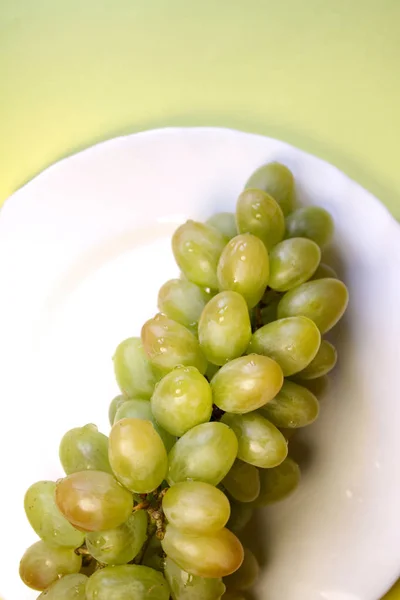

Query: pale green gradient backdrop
left=1, top=0, right=400, bottom=596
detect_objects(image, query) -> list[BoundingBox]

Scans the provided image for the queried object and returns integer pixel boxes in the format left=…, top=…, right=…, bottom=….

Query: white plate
left=0, top=128, right=399, bottom=600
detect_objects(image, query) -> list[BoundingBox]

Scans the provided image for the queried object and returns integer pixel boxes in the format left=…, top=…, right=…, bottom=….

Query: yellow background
left=1, top=0, right=399, bottom=596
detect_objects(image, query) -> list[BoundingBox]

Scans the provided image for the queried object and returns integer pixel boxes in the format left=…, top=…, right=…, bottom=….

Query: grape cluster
left=19, top=162, right=348, bottom=599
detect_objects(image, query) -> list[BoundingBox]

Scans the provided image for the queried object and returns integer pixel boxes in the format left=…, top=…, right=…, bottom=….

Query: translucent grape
left=59, top=424, right=112, bottom=475
left=277, top=278, right=349, bottom=333
left=113, top=337, right=159, bottom=399
left=236, top=188, right=285, bottom=250
left=227, top=501, right=253, bottom=534
left=311, top=262, right=338, bottom=280
left=198, top=291, right=252, bottom=366
left=158, top=278, right=209, bottom=331
left=248, top=316, right=321, bottom=376
left=222, top=459, right=260, bottom=503
left=268, top=237, right=321, bottom=291
left=260, top=380, right=319, bottom=428
left=109, top=418, right=168, bottom=493
left=109, top=395, right=127, bottom=426
left=253, top=456, right=300, bottom=505
left=297, top=339, right=337, bottom=379
left=207, top=212, right=238, bottom=239
left=19, top=541, right=81, bottom=591
left=37, top=574, right=87, bottom=599
left=163, top=481, right=230, bottom=534
left=210, top=354, right=283, bottom=414
left=172, top=220, right=227, bottom=289
left=167, top=422, right=238, bottom=486
left=151, top=366, right=212, bottom=436
left=165, top=556, right=226, bottom=600
left=224, top=547, right=259, bottom=591
left=221, top=412, right=287, bottom=468
left=161, top=525, right=244, bottom=578
left=24, top=481, right=84, bottom=548
left=85, top=565, right=170, bottom=600
left=55, top=471, right=133, bottom=532
left=141, top=313, right=207, bottom=374
left=85, top=510, right=147, bottom=565
left=142, top=534, right=165, bottom=572
left=114, top=399, right=176, bottom=452
left=217, top=233, right=269, bottom=308
left=285, top=206, right=334, bottom=247
left=244, top=162, right=295, bottom=216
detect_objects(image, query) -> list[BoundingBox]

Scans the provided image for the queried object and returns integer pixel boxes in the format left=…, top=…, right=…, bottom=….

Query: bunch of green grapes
left=19, top=161, right=348, bottom=599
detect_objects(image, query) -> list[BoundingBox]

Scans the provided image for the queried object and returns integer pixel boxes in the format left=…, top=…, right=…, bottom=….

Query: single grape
left=37, top=574, right=87, bottom=599
left=222, top=459, right=260, bottom=503
left=114, top=399, right=176, bottom=452
left=224, top=547, right=259, bottom=591
left=109, top=418, right=168, bottom=493
left=259, top=380, right=319, bottom=428
left=247, top=316, right=321, bottom=376
left=277, top=278, right=349, bottom=333
left=85, top=564, right=170, bottom=600
left=24, top=481, right=84, bottom=549
left=113, top=337, right=159, bottom=399
left=244, top=162, right=295, bottom=216
left=253, top=456, right=300, bottom=505
left=210, top=354, right=283, bottom=414
left=165, top=556, right=226, bottom=600
left=227, top=501, right=253, bottom=534
left=172, top=220, right=227, bottom=289
left=141, top=313, right=207, bottom=374
left=141, top=533, right=165, bottom=572
left=236, top=188, right=285, bottom=249
left=55, top=470, right=133, bottom=532
left=59, top=424, right=112, bottom=475
left=157, top=278, right=209, bottom=331
left=161, top=525, right=244, bottom=578
left=163, top=481, right=230, bottom=534
left=268, top=237, right=321, bottom=291
left=151, top=366, right=213, bottom=436
left=85, top=510, right=147, bottom=565
left=198, top=291, right=252, bottom=366
left=310, top=262, right=338, bottom=280
left=297, top=339, right=337, bottom=379
left=109, top=395, right=127, bottom=426
left=207, top=212, right=238, bottom=239
left=167, top=422, right=238, bottom=486
left=19, top=541, right=81, bottom=591
left=285, top=206, right=334, bottom=247
left=221, top=412, right=287, bottom=468
left=217, top=233, right=269, bottom=308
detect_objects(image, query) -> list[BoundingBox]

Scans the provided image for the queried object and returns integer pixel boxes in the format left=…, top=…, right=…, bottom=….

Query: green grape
left=207, top=212, right=238, bottom=240
left=210, top=354, right=283, bottom=414
left=224, top=547, right=259, bottom=591
left=59, top=424, right=112, bottom=475
left=109, top=395, right=127, bottom=426
left=161, top=526, right=244, bottom=578
left=113, top=337, right=159, bottom=399
left=253, top=456, right=300, bottom=505
left=38, top=574, right=87, bottom=599
left=217, top=233, right=269, bottom=308
left=285, top=206, right=334, bottom=247
left=236, top=188, right=285, bottom=250
left=206, top=361, right=220, bottom=380
left=109, top=418, right=168, bottom=493
left=163, top=481, right=231, bottom=534
left=141, top=313, right=207, bottom=374
left=248, top=316, right=321, bottom=376
left=165, top=556, right=226, bottom=600
left=260, top=289, right=282, bottom=325
left=244, top=162, right=295, bottom=216
left=24, top=481, right=84, bottom=549
left=259, top=380, right=319, bottom=428
left=157, top=278, right=209, bottom=330
left=142, top=534, right=165, bottom=572
left=167, top=422, right=238, bottom=486
left=227, top=501, right=253, bottom=534
left=85, top=564, right=170, bottom=600
left=277, top=278, right=349, bottom=333
left=297, top=339, right=337, bottom=379
left=85, top=510, right=147, bottom=565
left=311, top=262, right=338, bottom=280
left=172, top=220, right=227, bottom=289
left=222, top=460, right=260, bottom=503
left=19, top=541, right=81, bottom=591
left=221, top=412, right=287, bottom=468
left=114, top=399, right=176, bottom=452
left=299, top=374, right=329, bottom=397
left=151, top=366, right=212, bottom=436
left=268, top=237, right=321, bottom=291
left=198, top=291, right=252, bottom=366
left=55, top=470, right=133, bottom=532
